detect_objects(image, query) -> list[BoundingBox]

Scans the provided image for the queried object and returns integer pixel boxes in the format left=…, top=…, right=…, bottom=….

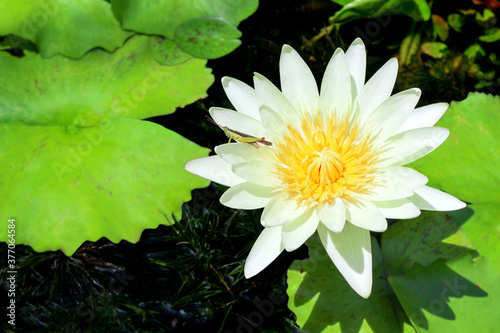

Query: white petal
left=318, top=222, right=373, bottom=298
left=377, top=127, right=450, bottom=167
left=259, top=104, right=290, bottom=142
left=320, top=48, right=352, bottom=120
left=374, top=199, right=421, bottom=219
left=261, top=193, right=309, bottom=227
left=345, top=38, right=366, bottom=97
left=279, top=45, right=320, bottom=115
left=395, top=167, right=429, bottom=189
left=215, top=143, right=275, bottom=165
left=184, top=155, right=245, bottom=187
left=396, top=102, right=449, bottom=134
left=410, top=186, right=466, bottom=211
left=356, top=57, right=398, bottom=122
left=244, top=226, right=284, bottom=278
left=253, top=73, right=301, bottom=128
left=345, top=197, right=387, bottom=232
left=359, top=166, right=428, bottom=201
left=364, top=88, right=421, bottom=144
left=222, top=76, right=261, bottom=120
left=220, top=182, right=276, bottom=209
left=209, top=107, right=266, bottom=138
left=318, top=198, right=346, bottom=232
left=232, top=160, right=281, bottom=187
left=281, top=209, right=319, bottom=251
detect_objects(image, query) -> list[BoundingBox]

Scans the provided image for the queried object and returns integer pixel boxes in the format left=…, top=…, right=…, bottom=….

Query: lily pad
left=479, top=27, right=500, bottom=43
left=420, top=42, right=449, bottom=58
left=388, top=255, right=493, bottom=332
left=0, top=120, right=210, bottom=255
left=382, top=211, right=476, bottom=274
left=149, top=37, right=192, bottom=66
left=0, top=0, right=132, bottom=58
left=464, top=43, right=485, bottom=60
left=381, top=210, right=496, bottom=332
left=447, top=13, right=464, bottom=32
left=0, top=35, right=214, bottom=126
left=174, top=17, right=242, bottom=59
left=475, top=9, right=496, bottom=28
left=402, top=93, right=500, bottom=330
left=0, top=35, right=213, bottom=254
left=287, top=208, right=492, bottom=332
left=0, top=34, right=38, bottom=52
left=384, top=213, right=497, bottom=333
left=112, top=0, right=258, bottom=39
left=409, top=93, right=500, bottom=258
left=287, top=234, right=409, bottom=333
left=432, top=14, right=449, bottom=41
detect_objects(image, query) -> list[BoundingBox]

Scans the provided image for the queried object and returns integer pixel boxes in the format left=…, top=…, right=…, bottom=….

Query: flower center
left=306, top=148, right=343, bottom=185
left=274, top=112, right=377, bottom=206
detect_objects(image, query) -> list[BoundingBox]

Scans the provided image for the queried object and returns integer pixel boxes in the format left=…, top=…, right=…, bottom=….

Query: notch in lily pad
left=174, top=17, right=242, bottom=59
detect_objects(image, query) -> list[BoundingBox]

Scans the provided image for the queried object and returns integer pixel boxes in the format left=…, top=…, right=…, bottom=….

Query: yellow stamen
left=274, top=111, right=377, bottom=206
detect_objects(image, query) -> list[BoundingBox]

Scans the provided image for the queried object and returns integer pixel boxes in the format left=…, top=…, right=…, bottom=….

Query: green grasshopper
left=206, top=115, right=272, bottom=148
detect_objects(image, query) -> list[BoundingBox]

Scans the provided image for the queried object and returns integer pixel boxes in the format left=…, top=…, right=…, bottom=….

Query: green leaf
left=0, top=35, right=214, bottom=127
left=388, top=255, right=495, bottom=332
left=329, top=0, right=431, bottom=24
left=382, top=210, right=498, bottom=332
left=475, top=8, right=496, bottom=28
left=0, top=35, right=213, bottom=254
left=447, top=13, right=464, bottom=32
left=112, top=0, right=258, bottom=39
left=175, top=17, right=242, bottom=59
left=420, top=42, right=449, bottom=58
left=490, top=52, right=500, bottom=65
left=409, top=92, right=500, bottom=273
left=0, top=35, right=38, bottom=52
left=479, top=27, right=500, bottom=43
left=474, top=79, right=499, bottom=90
left=432, top=14, right=449, bottom=41
left=410, top=93, right=500, bottom=209
left=464, top=43, right=486, bottom=60
left=0, top=120, right=210, bottom=255
left=149, top=37, right=192, bottom=66
left=399, top=30, right=421, bottom=66
left=0, top=0, right=132, bottom=58
left=330, top=0, right=353, bottom=5
left=382, top=211, right=476, bottom=274
left=287, top=234, right=408, bottom=333
left=450, top=204, right=500, bottom=270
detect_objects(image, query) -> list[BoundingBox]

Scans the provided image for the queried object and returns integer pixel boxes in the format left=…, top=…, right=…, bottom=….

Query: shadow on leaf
left=388, top=257, right=487, bottom=329
left=288, top=236, right=406, bottom=333
left=287, top=208, right=489, bottom=332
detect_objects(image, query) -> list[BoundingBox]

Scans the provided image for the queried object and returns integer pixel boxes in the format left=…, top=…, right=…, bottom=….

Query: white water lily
left=185, top=38, right=465, bottom=298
